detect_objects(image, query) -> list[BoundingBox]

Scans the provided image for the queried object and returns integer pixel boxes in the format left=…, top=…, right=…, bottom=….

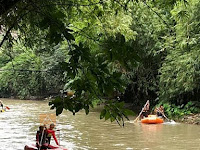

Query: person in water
left=154, top=105, right=165, bottom=118
left=0, top=100, right=4, bottom=109
left=0, top=100, right=4, bottom=112
left=36, top=125, right=48, bottom=149
left=46, top=123, right=59, bottom=146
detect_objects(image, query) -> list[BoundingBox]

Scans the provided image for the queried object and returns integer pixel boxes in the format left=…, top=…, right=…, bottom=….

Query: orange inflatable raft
left=141, top=115, right=164, bottom=124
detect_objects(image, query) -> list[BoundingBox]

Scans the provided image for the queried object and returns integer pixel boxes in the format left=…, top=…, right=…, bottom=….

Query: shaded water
left=0, top=99, right=200, bottom=150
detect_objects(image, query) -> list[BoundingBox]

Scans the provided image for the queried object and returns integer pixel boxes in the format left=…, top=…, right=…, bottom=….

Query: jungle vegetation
left=0, top=0, right=200, bottom=125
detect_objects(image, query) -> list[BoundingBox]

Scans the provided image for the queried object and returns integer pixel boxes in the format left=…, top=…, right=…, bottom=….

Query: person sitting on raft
left=154, top=105, right=165, bottom=118
left=46, top=123, right=59, bottom=147
left=36, top=124, right=59, bottom=149
left=140, top=100, right=150, bottom=119
left=36, top=125, right=48, bottom=149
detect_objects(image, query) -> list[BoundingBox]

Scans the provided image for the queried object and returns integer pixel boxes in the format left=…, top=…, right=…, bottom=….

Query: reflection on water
left=0, top=99, right=200, bottom=150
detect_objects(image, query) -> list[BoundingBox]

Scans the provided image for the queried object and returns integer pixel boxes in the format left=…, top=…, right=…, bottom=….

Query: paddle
left=156, top=108, right=173, bottom=122
left=133, top=100, right=149, bottom=123
left=57, top=129, right=61, bottom=145
left=5, top=106, right=10, bottom=110
left=39, top=126, right=46, bottom=150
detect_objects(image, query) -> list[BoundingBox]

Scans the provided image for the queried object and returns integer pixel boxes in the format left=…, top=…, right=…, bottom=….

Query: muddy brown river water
left=0, top=99, right=200, bottom=150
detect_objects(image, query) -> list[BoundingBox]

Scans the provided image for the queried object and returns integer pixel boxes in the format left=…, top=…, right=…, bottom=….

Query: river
left=0, top=99, right=200, bottom=150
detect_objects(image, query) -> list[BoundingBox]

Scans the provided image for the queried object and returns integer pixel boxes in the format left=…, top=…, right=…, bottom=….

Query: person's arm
left=161, top=106, right=164, bottom=113
left=36, top=132, right=40, bottom=145
left=154, top=108, right=156, bottom=114
left=52, top=131, right=59, bottom=145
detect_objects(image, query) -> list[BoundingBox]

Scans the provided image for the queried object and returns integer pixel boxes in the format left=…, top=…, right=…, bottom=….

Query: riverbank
left=180, top=114, right=200, bottom=125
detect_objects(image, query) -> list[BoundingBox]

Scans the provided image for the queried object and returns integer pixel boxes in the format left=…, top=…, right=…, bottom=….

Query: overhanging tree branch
left=0, top=4, right=31, bottom=48
left=0, top=0, right=21, bottom=16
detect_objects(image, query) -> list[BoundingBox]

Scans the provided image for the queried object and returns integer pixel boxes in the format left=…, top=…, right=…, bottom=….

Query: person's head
left=160, top=105, right=164, bottom=109
left=49, top=123, right=55, bottom=129
left=39, top=125, right=45, bottom=131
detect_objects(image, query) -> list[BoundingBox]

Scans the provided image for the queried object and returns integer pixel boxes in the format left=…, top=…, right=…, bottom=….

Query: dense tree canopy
left=0, top=0, right=199, bottom=124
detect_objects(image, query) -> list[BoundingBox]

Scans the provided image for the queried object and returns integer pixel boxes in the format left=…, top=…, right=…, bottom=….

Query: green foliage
left=47, top=37, right=133, bottom=124
left=162, top=101, right=200, bottom=119
left=91, top=98, right=102, bottom=107
left=0, top=50, right=43, bottom=98
left=1, top=0, right=200, bottom=124
left=0, top=43, right=67, bottom=98
left=0, top=52, right=10, bottom=68
left=102, top=33, right=141, bottom=69
left=100, top=100, right=134, bottom=126
left=121, top=1, right=168, bottom=105
left=159, top=0, right=200, bottom=104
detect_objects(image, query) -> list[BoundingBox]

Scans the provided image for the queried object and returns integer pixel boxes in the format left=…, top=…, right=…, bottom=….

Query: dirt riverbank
left=180, top=114, right=200, bottom=125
